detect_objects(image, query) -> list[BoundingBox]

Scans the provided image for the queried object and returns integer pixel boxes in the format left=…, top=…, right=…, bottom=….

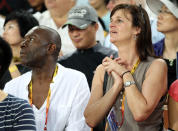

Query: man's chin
left=20, top=60, right=29, bottom=67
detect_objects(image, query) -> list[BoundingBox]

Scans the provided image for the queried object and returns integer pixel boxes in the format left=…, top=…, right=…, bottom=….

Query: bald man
left=4, top=26, right=90, bottom=131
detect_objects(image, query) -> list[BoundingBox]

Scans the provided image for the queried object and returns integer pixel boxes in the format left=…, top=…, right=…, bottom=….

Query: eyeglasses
left=158, top=9, right=172, bottom=14
left=158, top=5, right=172, bottom=14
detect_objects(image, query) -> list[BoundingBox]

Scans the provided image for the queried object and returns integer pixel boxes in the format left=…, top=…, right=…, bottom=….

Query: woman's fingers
left=115, top=58, right=128, bottom=67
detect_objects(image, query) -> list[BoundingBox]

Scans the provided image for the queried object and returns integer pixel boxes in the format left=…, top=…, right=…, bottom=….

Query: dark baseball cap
left=62, top=5, right=98, bottom=29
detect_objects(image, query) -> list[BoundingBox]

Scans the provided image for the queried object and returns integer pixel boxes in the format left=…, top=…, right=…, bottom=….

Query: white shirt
left=76, top=0, right=88, bottom=6
left=4, top=63, right=90, bottom=131
left=33, top=10, right=105, bottom=56
left=0, top=16, right=5, bottom=36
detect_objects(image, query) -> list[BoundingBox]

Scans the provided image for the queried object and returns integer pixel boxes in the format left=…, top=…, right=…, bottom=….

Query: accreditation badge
left=107, top=107, right=119, bottom=131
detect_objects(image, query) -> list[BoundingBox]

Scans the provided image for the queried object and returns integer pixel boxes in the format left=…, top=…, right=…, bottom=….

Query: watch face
left=124, top=81, right=135, bottom=87
left=125, top=81, right=131, bottom=86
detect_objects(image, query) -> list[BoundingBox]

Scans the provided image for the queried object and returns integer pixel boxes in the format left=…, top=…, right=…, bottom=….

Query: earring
left=133, top=35, right=137, bottom=40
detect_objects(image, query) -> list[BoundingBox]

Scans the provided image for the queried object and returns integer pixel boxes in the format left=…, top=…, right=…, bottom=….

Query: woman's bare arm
left=84, top=64, right=122, bottom=128
left=123, top=59, right=167, bottom=121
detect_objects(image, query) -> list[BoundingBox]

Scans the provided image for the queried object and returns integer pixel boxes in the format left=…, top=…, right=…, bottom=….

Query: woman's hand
left=111, top=71, right=123, bottom=91
left=102, top=56, right=129, bottom=77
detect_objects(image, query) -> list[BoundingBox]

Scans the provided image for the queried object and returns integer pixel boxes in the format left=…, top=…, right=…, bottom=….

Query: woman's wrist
left=113, top=82, right=123, bottom=92
left=121, top=70, right=130, bottom=78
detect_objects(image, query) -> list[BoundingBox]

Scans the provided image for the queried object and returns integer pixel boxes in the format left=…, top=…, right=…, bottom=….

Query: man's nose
left=20, top=39, right=27, bottom=48
left=72, top=30, right=80, bottom=37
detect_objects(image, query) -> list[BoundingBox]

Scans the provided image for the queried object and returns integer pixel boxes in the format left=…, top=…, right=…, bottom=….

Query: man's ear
left=95, top=23, right=99, bottom=32
left=47, top=43, right=56, bottom=54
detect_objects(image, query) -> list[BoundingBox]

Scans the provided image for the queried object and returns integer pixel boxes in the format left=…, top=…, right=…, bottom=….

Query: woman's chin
left=110, top=38, right=116, bottom=44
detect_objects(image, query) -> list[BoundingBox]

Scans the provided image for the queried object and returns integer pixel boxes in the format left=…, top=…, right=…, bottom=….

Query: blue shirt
left=102, top=11, right=110, bottom=32
left=76, top=0, right=88, bottom=6
left=153, top=38, right=164, bottom=56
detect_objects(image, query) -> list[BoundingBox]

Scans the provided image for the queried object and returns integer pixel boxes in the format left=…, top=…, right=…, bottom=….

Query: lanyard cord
left=120, top=59, right=140, bottom=127
left=9, top=65, right=18, bottom=73
left=28, top=65, right=58, bottom=131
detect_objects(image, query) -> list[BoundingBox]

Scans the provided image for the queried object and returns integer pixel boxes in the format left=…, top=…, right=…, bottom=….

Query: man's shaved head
left=26, top=26, right=61, bottom=59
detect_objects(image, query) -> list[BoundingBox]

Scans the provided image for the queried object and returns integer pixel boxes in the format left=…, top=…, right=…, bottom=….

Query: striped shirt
left=0, top=94, right=36, bottom=131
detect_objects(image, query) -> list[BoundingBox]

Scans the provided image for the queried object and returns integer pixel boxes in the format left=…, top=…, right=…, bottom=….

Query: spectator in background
left=147, top=0, right=178, bottom=130
left=0, top=37, right=36, bottom=130
left=84, top=4, right=167, bottom=131
left=4, top=26, right=90, bottom=131
left=0, top=0, right=30, bottom=16
left=27, top=0, right=46, bottom=14
left=59, top=7, right=117, bottom=131
left=0, top=10, right=39, bottom=89
left=89, top=0, right=110, bottom=32
left=59, top=5, right=117, bottom=90
left=0, top=0, right=31, bottom=35
left=147, top=0, right=178, bottom=88
left=33, top=0, right=105, bottom=56
left=104, top=0, right=165, bottom=51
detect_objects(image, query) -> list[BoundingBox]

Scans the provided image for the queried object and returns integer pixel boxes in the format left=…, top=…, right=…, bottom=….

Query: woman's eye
left=159, top=9, right=171, bottom=14
left=8, top=25, right=15, bottom=29
left=117, top=19, right=123, bottom=23
left=158, top=9, right=162, bottom=13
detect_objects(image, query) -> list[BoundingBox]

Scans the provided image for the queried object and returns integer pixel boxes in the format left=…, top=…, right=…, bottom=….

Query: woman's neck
left=11, top=44, right=21, bottom=58
left=117, top=42, right=139, bottom=70
left=163, top=31, right=178, bottom=59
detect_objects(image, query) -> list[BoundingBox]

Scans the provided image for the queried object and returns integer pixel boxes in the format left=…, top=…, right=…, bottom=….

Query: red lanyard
left=28, top=65, right=58, bottom=131
left=120, top=59, right=140, bottom=127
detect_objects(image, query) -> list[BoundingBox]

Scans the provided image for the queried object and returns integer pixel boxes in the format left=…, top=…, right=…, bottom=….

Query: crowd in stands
left=0, top=0, right=177, bottom=131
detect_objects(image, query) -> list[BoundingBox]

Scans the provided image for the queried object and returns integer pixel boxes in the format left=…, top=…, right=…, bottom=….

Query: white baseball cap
left=146, top=0, right=178, bottom=18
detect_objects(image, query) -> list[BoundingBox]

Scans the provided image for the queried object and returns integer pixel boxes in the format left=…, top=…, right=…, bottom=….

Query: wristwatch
left=124, top=81, right=135, bottom=88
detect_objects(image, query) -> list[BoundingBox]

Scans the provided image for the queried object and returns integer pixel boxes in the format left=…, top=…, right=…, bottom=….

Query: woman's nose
left=158, top=13, right=163, bottom=20
left=110, top=21, right=116, bottom=28
left=2, top=31, right=7, bottom=39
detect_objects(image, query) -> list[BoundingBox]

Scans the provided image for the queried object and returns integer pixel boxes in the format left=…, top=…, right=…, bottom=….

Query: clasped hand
left=102, top=56, right=129, bottom=87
